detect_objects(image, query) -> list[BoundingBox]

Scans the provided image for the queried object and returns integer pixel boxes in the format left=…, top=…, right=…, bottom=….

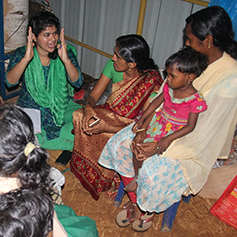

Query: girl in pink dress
left=126, top=47, right=208, bottom=192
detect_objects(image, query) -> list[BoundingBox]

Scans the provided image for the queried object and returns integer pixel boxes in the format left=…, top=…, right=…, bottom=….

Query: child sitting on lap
left=127, top=46, right=208, bottom=192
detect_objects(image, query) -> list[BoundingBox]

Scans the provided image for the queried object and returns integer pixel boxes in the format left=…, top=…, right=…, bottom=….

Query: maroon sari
left=70, top=69, right=163, bottom=200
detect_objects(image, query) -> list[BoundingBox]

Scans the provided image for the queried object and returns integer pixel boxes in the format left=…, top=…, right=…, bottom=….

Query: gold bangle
left=136, top=128, right=146, bottom=133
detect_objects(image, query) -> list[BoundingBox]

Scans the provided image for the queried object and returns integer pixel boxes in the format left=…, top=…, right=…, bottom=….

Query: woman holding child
left=99, top=6, right=237, bottom=232
left=70, top=34, right=163, bottom=200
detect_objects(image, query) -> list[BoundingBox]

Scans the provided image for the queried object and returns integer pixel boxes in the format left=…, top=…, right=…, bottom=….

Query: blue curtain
left=208, top=0, right=237, bottom=40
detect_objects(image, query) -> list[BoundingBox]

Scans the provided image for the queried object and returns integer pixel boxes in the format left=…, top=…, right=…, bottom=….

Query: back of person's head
left=0, top=189, right=54, bottom=237
left=0, top=105, right=51, bottom=192
left=165, top=47, right=208, bottom=77
left=28, top=11, right=60, bottom=37
left=115, top=34, right=158, bottom=73
left=186, top=6, right=237, bottom=59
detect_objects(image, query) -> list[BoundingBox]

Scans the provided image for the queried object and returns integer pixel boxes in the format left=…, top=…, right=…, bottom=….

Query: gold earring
left=128, top=67, right=132, bottom=72
left=208, top=44, right=211, bottom=49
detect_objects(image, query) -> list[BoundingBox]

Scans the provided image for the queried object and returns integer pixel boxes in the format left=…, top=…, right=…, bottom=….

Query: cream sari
left=161, top=52, right=237, bottom=194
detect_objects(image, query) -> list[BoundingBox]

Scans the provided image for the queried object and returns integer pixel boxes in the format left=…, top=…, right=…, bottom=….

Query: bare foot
left=124, top=177, right=138, bottom=192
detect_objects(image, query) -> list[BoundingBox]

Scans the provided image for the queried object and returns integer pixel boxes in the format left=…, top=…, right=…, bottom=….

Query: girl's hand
left=57, top=28, right=69, bottom=63
left=135, top=142, right=157, bottom=161
left=156, top=137, right=172, bottom=155
left=133, top=130, right=146, bottom=144
left=24, top=27, right=34, bottom=62
left=132, top=120, right=144, bottom=133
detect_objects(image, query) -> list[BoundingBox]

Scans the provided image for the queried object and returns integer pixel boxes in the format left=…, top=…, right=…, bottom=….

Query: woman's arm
left=82, top=73, right=111, bottom=132
left=6, top=27, right=34, bottom=84
left=134, top=112, right=199, bottom=160
left=85, top=73, right=111, bottom=108
left=58, top=28, right=79, bottom=82
left=132, top=93, right=164, bottom=132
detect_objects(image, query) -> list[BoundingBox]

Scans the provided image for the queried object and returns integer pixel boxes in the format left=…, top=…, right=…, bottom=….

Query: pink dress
left=144, top=82, right=207, bottom=142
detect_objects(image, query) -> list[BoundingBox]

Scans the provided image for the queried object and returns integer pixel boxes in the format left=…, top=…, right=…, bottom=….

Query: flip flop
left=131, top=212, right=155, bottom=232
left=123, top=201, right=132, bottom=209
left=116, top=205, right=135, bottom=227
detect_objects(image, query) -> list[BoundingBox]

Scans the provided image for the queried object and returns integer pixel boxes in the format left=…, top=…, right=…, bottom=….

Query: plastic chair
left=114, top=180, right=191, bottom=232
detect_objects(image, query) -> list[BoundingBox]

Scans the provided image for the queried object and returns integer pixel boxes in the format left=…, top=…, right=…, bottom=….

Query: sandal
left=116, top=205, right=135, bottom=227
left=123, top=201, right=132, bottom=209
left=131, top=212, right=155, bottom=232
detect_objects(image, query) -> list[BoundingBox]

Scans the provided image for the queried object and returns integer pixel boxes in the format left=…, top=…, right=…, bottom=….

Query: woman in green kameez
left=5, top=11, right=84, bottom=150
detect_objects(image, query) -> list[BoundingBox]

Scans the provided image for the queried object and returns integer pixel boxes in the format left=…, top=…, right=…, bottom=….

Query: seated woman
left=98, top=6, right=237, bottom=232
left=70, top=34, right=163, bottom=200
left=5, top=11, right=84, bottom=151
left=0, top=105, right=98, bottom=237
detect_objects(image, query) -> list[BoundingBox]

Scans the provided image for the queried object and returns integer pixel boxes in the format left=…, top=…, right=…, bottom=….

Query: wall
left=3, top=0, right=28, bottom=53
left=32, top=0, right=205, bottom=78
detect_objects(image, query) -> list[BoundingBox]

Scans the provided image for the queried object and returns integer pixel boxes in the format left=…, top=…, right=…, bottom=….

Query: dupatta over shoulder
left=99, top=69, right=162, bottom=119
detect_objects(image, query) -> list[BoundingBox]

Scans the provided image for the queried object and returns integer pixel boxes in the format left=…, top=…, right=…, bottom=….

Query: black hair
left=0, top=189, right=54, bottom=237
left=115, top=34, right=158, bottom=73
left=186, top=6, right=237, bottom=59
left=165, top=47, right=208, bottom=77
left=0, top=105, right=51, bottom=193
left=28, top=11, right=60, bottom=59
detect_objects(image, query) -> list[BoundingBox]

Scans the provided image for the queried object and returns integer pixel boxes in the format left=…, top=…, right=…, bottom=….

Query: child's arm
left=132, top=93, right=164, bottom=133
left=157, top=112, right=199, bottom=155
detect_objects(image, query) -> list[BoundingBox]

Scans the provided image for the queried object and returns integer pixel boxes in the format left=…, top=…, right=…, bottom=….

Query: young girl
left=126, top=47, right=208, bottom=192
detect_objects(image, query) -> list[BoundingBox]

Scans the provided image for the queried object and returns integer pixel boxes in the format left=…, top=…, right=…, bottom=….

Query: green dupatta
left=24, top=45, right=76, bottom=126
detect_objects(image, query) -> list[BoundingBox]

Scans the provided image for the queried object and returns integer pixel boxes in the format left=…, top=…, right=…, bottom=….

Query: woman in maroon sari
left=70, top=34, right=163, bottom=200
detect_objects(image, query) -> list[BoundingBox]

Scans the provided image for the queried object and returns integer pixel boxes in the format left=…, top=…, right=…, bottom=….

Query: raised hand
left=24, top=27, right=35, bottom=62
left=57, top=28, right=69, bottom=63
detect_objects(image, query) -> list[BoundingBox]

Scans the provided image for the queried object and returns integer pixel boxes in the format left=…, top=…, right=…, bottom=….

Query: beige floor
left=48, top=150, right=237, bottom=237
left=4, top=94, right=237, bottom=236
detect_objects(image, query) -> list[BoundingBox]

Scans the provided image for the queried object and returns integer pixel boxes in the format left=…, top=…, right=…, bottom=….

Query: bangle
left=136, top=128, right=146, bottom=133
left=83, top=101, right=89, bottom=109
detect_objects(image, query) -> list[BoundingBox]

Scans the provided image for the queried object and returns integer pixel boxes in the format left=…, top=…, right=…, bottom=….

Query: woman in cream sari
left=99, top=6, right=237, bottom=232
